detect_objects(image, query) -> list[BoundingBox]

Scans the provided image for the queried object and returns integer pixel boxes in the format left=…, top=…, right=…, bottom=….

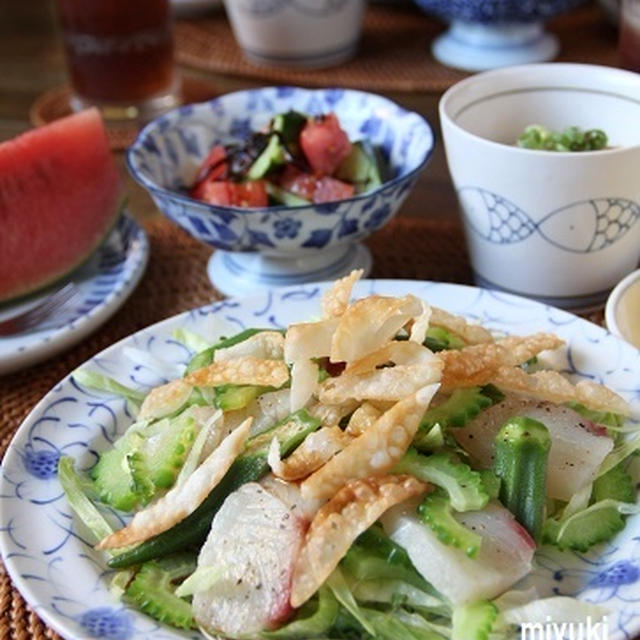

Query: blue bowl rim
left=126, top=85, right=436, bottom=215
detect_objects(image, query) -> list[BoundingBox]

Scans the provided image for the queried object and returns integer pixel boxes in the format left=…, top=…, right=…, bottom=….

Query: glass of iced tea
left=56, top=0, right=180, bottom=121
left=620, top=0, right=640, bottom=72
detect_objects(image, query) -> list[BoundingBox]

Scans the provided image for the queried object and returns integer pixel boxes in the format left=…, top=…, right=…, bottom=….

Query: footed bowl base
left=207, top=243, right=372, bottom=297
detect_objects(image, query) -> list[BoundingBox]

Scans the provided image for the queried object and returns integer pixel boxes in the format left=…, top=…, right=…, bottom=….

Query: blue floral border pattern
left=1, top=280, right=640, bottom=639
left=458, top=186, right=640, bottom=253
left=414, top=0, right=585, bottom=23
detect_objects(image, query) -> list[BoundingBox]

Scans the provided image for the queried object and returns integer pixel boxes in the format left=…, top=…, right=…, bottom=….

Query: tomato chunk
left=313, top=176, right=355, bottom=204
left=193, top=145, right=228, bottom=185
left=300, top=113, right=352, bottom=176
left=194, top=179, right=268, bottom=208
left=279, top=164, right=316, bottom=201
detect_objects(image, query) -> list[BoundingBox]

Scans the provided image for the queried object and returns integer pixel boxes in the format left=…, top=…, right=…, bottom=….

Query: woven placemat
left=29, top=76, right=219, bottom=150
left=0, top=215, right=605, bottom=639
left=175, top=4, right=618, bottom=93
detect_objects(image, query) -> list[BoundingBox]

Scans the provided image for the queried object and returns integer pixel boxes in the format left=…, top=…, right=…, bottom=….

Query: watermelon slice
left=0, top=108, right=123, bottom=303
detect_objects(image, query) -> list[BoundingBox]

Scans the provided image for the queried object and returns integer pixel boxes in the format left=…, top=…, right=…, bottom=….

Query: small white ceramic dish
left=222, top=0, right=365, bottom=68
left=440, top=63, right=640, bottom=310
left=0, top=215, right=149, bottom=376
left=605, top=268, right=640, bottom=349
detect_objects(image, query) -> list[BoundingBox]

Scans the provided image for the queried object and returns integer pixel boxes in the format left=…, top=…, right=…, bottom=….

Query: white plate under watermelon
left=0, top=215, right=149, bottom=375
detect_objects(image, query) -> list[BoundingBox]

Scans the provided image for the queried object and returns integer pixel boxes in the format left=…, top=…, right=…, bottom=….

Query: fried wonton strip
left=301, top=384, right=439, bottom=501
left=409, top=299, right=432, bottom=344
left=439, top=334, right=565, bottom=391
left=139, top=379, right=193, bottom=420
left=214, top=331, right=284, bottom=362
left=291, top=475, right=430, bottom=607
left=430, top=307, right=494, bottom=345
left=345, top=341, right=436, bottom=376
left=345, top=403, right=381, bottom=437
left=290, top=359, right=319, bottom=413
left=319, top=343, right=443, bottom=404
left=307, top=400, right=359, bottom=428
left=321, top=269, right=363, bottom=319
left=492, top=367, right=630, bottom=415
left=96, top=418, right=252, bottom=550
left=268, top=426, right=353, bottom=481
left=184, top=356, right=289, bottom=388
left=284, top=318, right=340, bottom=364
left=330, top=294, right=424, bottom=364
left=496, top=333, right=564, bottom=364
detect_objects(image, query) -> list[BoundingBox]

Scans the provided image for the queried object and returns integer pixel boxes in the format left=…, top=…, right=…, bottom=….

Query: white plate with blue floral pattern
left=1, top=280, right=639, bottom=640
left=0, top=215, right=149, bottom=376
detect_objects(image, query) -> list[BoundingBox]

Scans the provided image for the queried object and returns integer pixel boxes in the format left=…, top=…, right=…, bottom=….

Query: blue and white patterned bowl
left=414, top=0, right=585, bottom=71
left=127, top=87, right=434, bottom=296
left=414, top=0, right=584, bottom=23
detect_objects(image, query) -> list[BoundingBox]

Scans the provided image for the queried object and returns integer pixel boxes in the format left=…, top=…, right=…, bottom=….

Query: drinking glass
left=620, top=0, right=640, bottom=72
left=56, top=0, right=180, bottom=121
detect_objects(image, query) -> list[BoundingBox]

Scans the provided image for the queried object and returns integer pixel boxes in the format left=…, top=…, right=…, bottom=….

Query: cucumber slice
left=247, top=134, right=285, bottom=180
left=266, top=181, right=310, bottom=206
left=91, top=447, right=140, bottom=512
left=271, top=110, right=307, bottom=158
left=336, top=141, right=384, bottom=194
left=125, top=554, right=197, bottom=630
left=132, top=416, right=198, bottom=491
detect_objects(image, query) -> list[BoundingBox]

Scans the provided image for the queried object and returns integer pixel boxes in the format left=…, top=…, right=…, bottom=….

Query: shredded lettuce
left=176, top=409, right=222, bottom=486
left=598, top=431, right=640, bottom=477
left=349, top=579, right=443, bottom=611
left=394, top=449, right=488, bottom=512
left=498, top=596, right=608, bottom=628
left=325, top=567, right=376, bottom=637
left=58, top=456, right=114, bottom=544
left=72, top=369, right=145, bottom=412
left=566, top=401, right=625, bottom=429
left=343, top=527, right=436, bottom=594
left=171, top=327, right=212, bottom=354
left=174, top=565, right=223, bottom=598
left=356, top=607, right=446, bottom=640
left=262, top=587, right=338, bottom=638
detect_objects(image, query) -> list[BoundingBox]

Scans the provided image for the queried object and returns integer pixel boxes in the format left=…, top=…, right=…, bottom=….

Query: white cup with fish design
left=223, top=0, right=365, bottom=68
left=440, top=63, right=640, bottom=310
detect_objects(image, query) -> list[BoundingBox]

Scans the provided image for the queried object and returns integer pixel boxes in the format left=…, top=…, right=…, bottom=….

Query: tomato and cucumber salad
left=189, top=111, right=390, bottom=208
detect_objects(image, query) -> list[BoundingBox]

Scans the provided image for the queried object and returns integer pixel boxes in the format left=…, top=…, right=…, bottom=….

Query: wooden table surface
left=0, top=0, right=621, bottom=228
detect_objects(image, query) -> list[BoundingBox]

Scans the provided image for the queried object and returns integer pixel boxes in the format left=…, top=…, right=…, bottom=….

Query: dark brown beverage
left=57, top=0, right=179, bottom=119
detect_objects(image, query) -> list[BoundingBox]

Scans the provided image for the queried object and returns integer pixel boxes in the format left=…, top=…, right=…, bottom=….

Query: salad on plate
left=61, top=271, right=640, bottom=639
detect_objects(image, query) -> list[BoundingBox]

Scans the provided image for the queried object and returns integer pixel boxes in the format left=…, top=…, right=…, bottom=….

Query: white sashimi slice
left=453, top=395, right=614, bottom=501
left=260, top=475, right=323, bottom=521
left=193, top=483, right=306, bottom=638
left=381, top=499, right=535, bottom=606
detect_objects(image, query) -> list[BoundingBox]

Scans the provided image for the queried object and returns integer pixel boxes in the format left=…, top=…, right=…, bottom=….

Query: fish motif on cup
left=458, top=186, right=640, bottom=253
